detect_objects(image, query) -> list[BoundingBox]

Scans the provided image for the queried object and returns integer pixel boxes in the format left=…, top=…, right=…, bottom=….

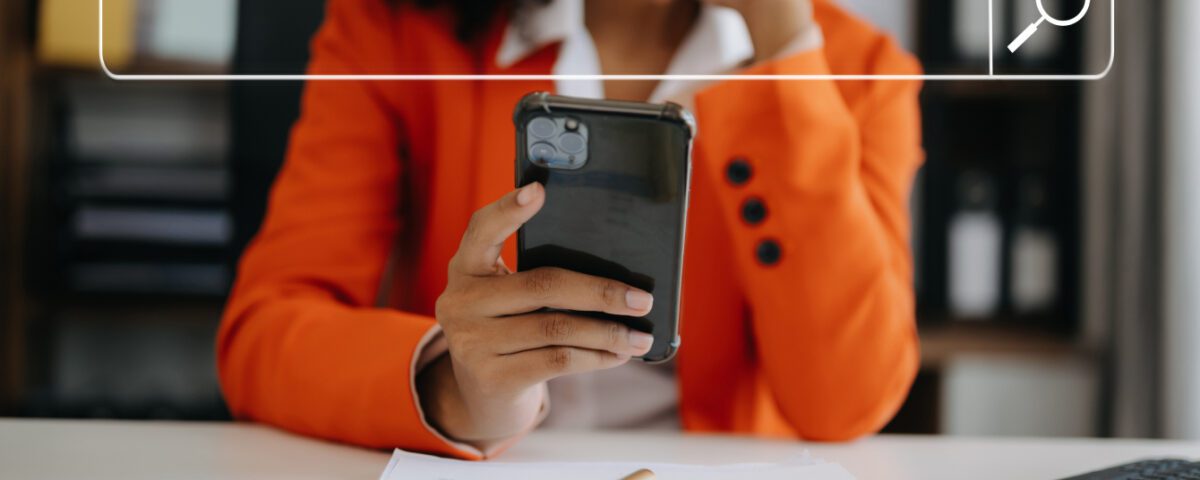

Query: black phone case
left=514, top=92, right=695, bottom=363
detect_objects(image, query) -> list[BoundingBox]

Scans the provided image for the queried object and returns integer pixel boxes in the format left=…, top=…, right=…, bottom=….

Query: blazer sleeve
left=692, top=35, right=923, bottom=441
left=216, top=0, right=484, bottom=459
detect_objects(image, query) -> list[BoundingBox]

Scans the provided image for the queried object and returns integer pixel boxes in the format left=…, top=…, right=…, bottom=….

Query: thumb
left=451, top=182, right=545, bottom=276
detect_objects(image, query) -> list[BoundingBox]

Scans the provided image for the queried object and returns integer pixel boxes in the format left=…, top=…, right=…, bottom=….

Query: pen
left=619, top=468, right=656, bottom=480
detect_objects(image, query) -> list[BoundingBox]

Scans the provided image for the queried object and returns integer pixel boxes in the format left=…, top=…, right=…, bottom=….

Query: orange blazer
left=218, top=0, right=923, bottom=459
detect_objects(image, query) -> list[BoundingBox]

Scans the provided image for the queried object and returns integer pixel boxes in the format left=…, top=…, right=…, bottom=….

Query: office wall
left=942, top=355, right=1097, bottom=436
left=1163, top=0, right=1200, bottom=441
left=835, top=0, right=913, bottom=50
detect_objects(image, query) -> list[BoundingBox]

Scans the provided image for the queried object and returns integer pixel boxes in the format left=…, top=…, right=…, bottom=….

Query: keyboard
left=1063, top=459, right=1200, bottom=480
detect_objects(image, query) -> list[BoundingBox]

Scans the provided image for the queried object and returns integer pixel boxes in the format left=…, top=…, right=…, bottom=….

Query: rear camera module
left=524, top=116, right=588, bottom=170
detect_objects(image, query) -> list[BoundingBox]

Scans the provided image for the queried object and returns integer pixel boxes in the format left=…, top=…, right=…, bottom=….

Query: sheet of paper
left=379, top=448, right=856, bottom=480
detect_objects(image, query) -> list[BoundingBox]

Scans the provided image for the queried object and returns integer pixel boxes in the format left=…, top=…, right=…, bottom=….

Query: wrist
left=417, top=354, right=545, bottom=444
left=737, top=0, right=816, bottom=60
left=417, top=353, right=471, bottom=440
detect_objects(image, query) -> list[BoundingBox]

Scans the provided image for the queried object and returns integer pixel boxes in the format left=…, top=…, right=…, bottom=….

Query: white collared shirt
left=498, top=0, right=823, bottom=104
left=495, top=0, right=823, bottom=430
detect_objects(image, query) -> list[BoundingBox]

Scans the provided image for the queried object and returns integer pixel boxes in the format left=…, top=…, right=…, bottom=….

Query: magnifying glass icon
left=1008, top=0, right=1091, bottom=53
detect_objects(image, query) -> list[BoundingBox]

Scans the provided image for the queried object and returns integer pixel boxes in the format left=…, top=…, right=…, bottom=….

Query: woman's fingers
left=471, top=267, right=654, bottom=317
left=502, top=346, right=632, bottom=385
left=451, top=183, right=545, bottom=277
left=487, top=312, right=654, bottom=356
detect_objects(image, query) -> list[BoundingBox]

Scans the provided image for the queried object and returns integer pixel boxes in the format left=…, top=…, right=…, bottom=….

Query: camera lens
left=528, top=117, right=557, bottom=139
left=558, top=132, right=586, bottom=155
left=529, top=142, right=557, bottom=163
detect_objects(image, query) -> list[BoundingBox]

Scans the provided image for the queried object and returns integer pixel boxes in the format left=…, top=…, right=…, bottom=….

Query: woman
left=218, top=0, right=923, bottom=459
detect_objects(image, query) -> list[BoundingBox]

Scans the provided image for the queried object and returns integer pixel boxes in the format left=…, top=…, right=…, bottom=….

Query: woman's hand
left=418, top=183, right=656, bottom=444
left=703, top=0, right=816, bottom=61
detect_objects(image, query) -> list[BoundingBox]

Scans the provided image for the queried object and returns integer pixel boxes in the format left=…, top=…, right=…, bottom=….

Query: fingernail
left=516, top=183, right=539, bottom=206
left=624, top=290, right=653, bottom=312
left=628, top=331, right=654, bottom=353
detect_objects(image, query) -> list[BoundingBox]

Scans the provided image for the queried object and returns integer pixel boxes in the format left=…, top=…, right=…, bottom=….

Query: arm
left=219, top=1, right=658, bottom=457
left=692, top=22, right=923, bottom=440
left=217, top=0, right=478, bottom=457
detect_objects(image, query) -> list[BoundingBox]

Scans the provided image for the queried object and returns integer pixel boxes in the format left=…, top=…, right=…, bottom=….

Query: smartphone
left=514, top=92, right=694, bottom=363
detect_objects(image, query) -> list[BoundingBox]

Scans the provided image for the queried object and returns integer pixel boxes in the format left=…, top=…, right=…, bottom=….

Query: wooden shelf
left=918, top=322, right=1091, bottom=368
left=106, top=56, right=229, bottom=76
left=35, top=56, right=228, bottom=77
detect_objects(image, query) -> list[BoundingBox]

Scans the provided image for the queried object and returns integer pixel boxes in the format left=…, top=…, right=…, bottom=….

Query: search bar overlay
left=94, top=0, right=1114, bottom=81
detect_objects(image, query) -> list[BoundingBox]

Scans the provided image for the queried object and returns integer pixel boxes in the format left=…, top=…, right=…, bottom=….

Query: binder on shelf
left=70, top=262, right=228, bottom=296
left=1010, top=175, right=1059, bottom=314
left=72, top=165, right=228, bottom=203
left=947, top=171, right=1003, bottom=319
left=38, top=0, right=136, bottom=69
left=72, top=206, right=231, bottom=246
left=65, top=80, right=229, bottom=165
left=953, top=0, right=993, bottom=60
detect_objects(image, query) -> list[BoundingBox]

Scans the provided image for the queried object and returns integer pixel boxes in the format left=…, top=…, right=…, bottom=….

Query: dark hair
left=389, top=0, right=545, bottom=43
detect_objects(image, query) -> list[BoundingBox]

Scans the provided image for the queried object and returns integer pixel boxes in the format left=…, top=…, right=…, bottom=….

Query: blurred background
left=2, top=0, right=1199, bottom=440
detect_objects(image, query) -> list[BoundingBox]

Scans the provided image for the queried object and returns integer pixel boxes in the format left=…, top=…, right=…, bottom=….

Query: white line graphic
left=989, top=0, right=995, bottom=76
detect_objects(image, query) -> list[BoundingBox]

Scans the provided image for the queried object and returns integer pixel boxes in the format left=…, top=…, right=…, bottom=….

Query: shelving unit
left=881, top=0, right=1106, bottom=436
left=16, top=69, right=235, bottom=419
left=47, top=78, right=231, bottom=298
left=915, top=0, right=1083, bottom=329
left=9, top=0, right=238, bottom=419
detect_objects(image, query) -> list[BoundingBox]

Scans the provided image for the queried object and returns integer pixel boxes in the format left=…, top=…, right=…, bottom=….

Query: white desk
left=1, top=418, right=1197, bottom=479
